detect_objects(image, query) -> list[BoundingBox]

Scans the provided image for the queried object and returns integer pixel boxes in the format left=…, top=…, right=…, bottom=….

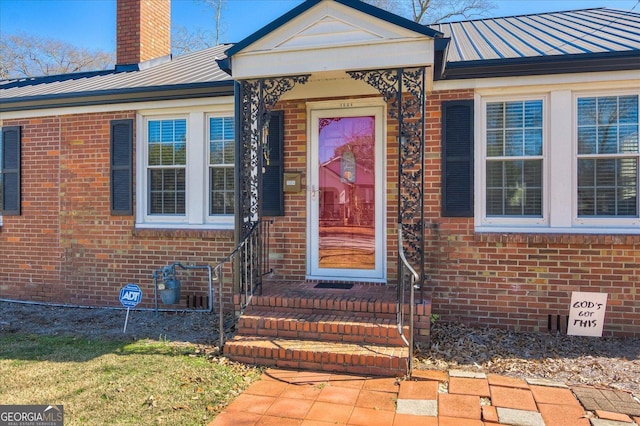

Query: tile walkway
left=210, top=368, right=640, bottom=426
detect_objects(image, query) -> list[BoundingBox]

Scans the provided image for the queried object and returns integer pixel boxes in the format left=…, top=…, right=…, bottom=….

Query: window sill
left=474, top=226, right=640, bottom=244
left=133, top=226, right=233, bottom=239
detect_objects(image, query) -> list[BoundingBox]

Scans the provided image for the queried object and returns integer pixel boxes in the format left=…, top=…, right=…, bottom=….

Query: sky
left=0, top=0, right=638, bottom=53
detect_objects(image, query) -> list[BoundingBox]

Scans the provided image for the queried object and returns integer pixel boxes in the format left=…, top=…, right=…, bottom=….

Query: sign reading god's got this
left=567, top=291, right=608, bottom=337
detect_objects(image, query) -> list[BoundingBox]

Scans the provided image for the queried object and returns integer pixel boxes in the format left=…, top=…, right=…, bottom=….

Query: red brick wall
left=0, top=112, right=235, bottom=309
left=1, top=117, right=63, bottom=301
left=264, top=90, right=639, bottom=337
left=265, top=100, right=308, bottom=280
left=2, top=89, right=638, bottom=337
left=117, top=0, right=171, bottom=65
left=422, top=90, right=640, bottom=337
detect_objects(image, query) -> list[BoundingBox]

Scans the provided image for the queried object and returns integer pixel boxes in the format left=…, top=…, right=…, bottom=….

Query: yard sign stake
left=119, top=284, right=142, bottom=333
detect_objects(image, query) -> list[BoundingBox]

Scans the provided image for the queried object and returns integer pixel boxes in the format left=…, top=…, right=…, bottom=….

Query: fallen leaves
left=415, top=322, right=640, bottom=396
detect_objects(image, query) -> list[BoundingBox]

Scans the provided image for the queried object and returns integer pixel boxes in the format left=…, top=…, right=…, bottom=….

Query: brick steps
left=225, top=281, right=428, bottom=377
left=223, top=336, right=409, bottom=377
left=237, top=309, right=408, bottom=346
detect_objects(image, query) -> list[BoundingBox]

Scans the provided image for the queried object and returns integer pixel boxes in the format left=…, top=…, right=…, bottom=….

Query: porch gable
left=223, top=0, right=441, bottom=80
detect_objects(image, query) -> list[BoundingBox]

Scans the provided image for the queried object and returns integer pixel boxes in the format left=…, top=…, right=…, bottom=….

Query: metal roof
left=431, top=8, right=640, bottom=63
left=2, top=6, right=639, bottom=112
left=0, top=44, right=234, bottom=112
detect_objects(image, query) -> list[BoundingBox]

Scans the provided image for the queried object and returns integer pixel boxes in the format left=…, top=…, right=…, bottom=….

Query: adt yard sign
left=120, top=284, right=142, bottom=308
left=119, top=284, right=142, bottom=333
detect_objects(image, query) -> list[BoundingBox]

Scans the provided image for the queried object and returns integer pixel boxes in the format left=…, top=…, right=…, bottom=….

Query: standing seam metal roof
left=0, top=44, right=233, bottom=104
left=431, top=8, right=640, bottom=63
left=2, top=7, right=639, bottom=109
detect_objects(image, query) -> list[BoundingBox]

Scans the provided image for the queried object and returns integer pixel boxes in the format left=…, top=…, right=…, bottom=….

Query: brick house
left=1, top=0, right=639, bottom=375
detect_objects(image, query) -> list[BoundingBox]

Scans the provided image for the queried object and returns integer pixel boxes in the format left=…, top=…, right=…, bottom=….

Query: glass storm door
left=308, top=105, right=385, bottom=281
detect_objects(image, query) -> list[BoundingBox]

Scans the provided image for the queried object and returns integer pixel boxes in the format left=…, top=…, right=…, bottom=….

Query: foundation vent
left=548, top=314, right=569, bottom=334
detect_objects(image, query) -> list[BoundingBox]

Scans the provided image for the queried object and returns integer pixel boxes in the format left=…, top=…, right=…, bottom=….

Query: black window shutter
left=262, top=110, right=284, bottom=216
left=442, top=100, right=474, bottom=217
left=110, top=119, right=133, bottom=215
left=1, top=126, right=21, bottom=216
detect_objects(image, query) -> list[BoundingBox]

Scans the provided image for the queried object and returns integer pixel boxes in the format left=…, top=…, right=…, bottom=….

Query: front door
left=308, top=102, right=386, bottom=282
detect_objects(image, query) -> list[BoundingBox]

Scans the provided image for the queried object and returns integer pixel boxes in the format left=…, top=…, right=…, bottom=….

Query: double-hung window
left=482, top=98, right=545, bottom=226
left=137, top=111, right=235, bottom=229
left=476, top=91, right=638, bottom=233
left=147, top=119, right=187, bottom=215
left=576, top=94, right=638, bottom=221
left=209, top=117, right=235, bottom=216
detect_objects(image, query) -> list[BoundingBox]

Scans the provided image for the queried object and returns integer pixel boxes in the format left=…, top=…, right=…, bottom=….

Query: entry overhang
left=222, top=0, right=440, bottom=80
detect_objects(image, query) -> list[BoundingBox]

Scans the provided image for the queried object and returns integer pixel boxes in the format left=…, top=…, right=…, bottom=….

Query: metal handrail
left=212, top=219, right=271, bottom=348
left=397, top=223, right=418, bottom=375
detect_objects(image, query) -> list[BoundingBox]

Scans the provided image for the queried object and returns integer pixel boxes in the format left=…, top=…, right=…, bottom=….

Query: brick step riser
left=224, top=345, right=408, bottom=377
left=243, top=305, right=398, bottom=320
left=237, top=317, right=408, bottom=346
left=246, top=296, right=399, bottom=318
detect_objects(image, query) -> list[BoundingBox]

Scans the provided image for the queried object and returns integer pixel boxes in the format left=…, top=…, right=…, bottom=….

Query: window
left=577, top=95, right=638, bottom=218
left=147, top=119, right=187, bottom=215
left=476, top=90, right=639, bottom=233
left=482, top=99, right=545, bottom=224
left=137, top=111, right=234, bottom=229
left=209, top=117, right=235, bottom=215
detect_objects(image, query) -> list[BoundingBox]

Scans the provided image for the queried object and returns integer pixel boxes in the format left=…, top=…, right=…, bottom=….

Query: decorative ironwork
left=347, top=67, right=426, bottom=284
left=236, top=75, right=310, bottom=239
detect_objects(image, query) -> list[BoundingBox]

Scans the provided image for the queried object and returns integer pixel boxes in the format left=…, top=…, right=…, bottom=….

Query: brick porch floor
left=210, top=368, right=640, bottom=426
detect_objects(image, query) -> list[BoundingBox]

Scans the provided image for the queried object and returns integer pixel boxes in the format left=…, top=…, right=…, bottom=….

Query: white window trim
left=476, top=93, right=550, bottom=230
left=572, top=89, right=640, bottom=230
left=135, top=108, right=234, bottom=230
left=206, top=113, right=235, bottom=227
left=475, top=89, right=640, bottom=235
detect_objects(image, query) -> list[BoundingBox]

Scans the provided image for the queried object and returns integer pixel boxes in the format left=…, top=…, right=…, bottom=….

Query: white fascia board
left=231, top=39, right=434, bottom=80
left=433, top=69, right=640, bottom=93
left=0, top=96, right=234, bottom=120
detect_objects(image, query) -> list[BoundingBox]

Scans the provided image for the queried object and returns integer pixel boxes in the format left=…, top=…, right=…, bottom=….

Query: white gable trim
left=230, top=0, right=435, bottom=80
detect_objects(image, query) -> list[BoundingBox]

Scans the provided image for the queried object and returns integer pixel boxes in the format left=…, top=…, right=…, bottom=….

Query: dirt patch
left=0, top=301, right=223, bottom=345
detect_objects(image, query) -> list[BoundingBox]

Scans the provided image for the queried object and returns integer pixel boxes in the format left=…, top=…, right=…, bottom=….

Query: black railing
left=397, top=224, right=418, bottom=374
left=213, top=219, right=272, bottom=348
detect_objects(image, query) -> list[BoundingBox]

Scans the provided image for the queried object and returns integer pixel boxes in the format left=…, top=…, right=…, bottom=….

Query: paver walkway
left=210, top=368, right=640, bottom=426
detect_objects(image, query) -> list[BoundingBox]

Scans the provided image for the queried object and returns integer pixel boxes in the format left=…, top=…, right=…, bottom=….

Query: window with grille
left=209, top=117, right=235, bottom=215
left=577, top=95, right=638, bottom=218
left=137, top=111, right=235, bottom=229
left=147, top=119, right=187, bottom=215
left=485, top=100, right=544, bottom=218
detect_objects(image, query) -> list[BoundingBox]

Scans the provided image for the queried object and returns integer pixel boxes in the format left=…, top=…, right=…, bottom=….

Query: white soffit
left=231, top=1, right=435, bottom=79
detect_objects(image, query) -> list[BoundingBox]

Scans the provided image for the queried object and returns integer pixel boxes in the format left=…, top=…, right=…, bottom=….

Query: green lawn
left=0, top=334, right=261, bottom=425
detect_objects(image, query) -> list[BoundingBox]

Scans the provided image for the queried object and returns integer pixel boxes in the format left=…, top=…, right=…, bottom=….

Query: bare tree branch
left=172, top=25, right=217, bottom=56
left=198, top=0, right=226, bottom=45
left=170, top=0, right=226, bottom=56
left=428, top=0, right=496, bottom=23
left=412, top=0, right=433, bottom=23
left=0, top=32, right=114, bottom=79
left=365, top=0, right=495, bottom=23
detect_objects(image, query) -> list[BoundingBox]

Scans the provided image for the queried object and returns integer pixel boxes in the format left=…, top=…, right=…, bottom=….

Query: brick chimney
left=116, top=0, right=171, bottom=66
